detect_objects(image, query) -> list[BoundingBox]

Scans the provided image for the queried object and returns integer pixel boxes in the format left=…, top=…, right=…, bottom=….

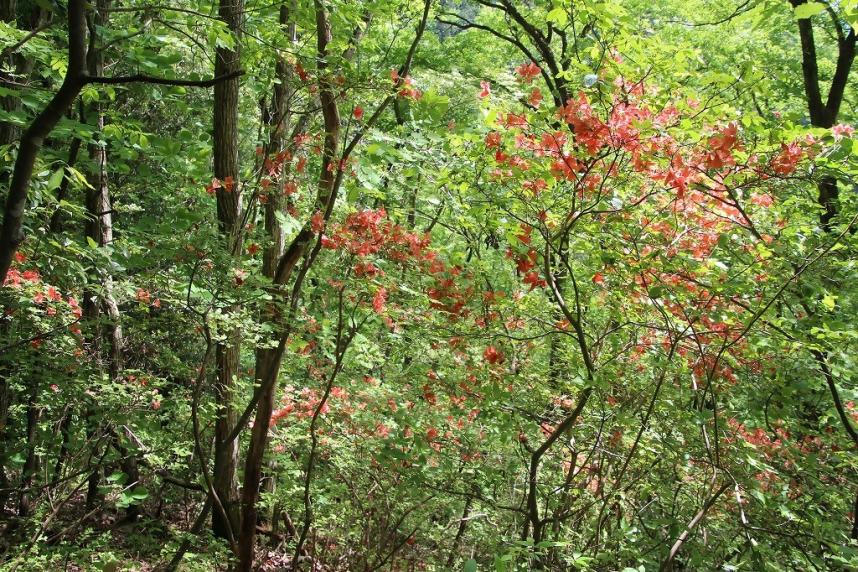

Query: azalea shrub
left=0, top=0, right=857, bottom=571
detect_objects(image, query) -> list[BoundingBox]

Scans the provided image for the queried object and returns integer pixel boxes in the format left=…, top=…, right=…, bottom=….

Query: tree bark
left=254, top=1, right=297, bottom=531
left=0, top=0, right=88, bottom=282
left=0, top=0, right=20, bottom=149
left=236, top=3, right=341, bottom=568
left=17, top=382, right=39, bottom=517
left=232, top=1, right=432, bottom=565
left=790, top=0, right=856, bottom=229
left=0, top=0, right=45, bottom=150
left=211, top=0, right=245, bottom=543
left=82, top=0, right=137, bottom=520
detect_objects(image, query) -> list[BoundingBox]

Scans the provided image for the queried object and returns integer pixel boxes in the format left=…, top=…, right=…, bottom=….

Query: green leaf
left=546, top=7, right=569, bottom=25
left=46, top=166, right=65, bottom=191
left=463, top=558, right=478, bottom=572
left=793, top=2, right=825, bottom=19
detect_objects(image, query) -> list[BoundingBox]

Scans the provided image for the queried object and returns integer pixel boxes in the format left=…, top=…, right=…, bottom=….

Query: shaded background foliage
left=0, top=0, right=857, bottom=570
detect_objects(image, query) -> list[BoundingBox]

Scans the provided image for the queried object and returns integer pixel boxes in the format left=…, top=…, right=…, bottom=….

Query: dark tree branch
left=812, top=349, right=858, bottom=449
left=87, top=69, right=244, bottom=87
left=825, top=28, right=856, bottom=120
left=791, top=0, right=829, bottom=125
left=0, top=0, right=245, bottom=284
left=0, top=0, right=88, bottom=282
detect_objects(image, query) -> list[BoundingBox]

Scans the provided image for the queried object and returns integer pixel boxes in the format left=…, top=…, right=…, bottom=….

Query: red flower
left=206, top=178, right=221, bottom=195
left=479, top=80, right=491, bottom=98
left=832, top=123, right=854, bottom=141
left=483, top=345, right=505, bottom=364
left=353, top=106, right=364, bottom=120
left=516, top=61, right=541, bottom=83
left=771, top=142, right=803, bottom=175
left=522, top=271, right=546, bottom=290
left=311, top=211, right=325, bottom=233
left=485, top=131, right=502, bottom=148
left=295, top=62, right=309, bottom=82
left=373, top=287, right=387, bottom=314
left=46, top=286, right=61, bottom=302
left=4, top=270, right=21, bottom=287
left=750, top=193, right=773, bottom=207
left=68, top=296, right=82, bottom=318
left=529, top=87, right=543, bottom=107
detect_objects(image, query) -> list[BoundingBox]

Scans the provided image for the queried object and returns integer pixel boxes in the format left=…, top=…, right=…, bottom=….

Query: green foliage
left=0, top=0, right=856, bottom=570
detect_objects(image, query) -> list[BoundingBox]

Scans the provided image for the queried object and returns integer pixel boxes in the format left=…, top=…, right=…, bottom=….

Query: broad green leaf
left=546, top=7, right=569, bottom=25
left=46, top=166, right=65, bottom=191
left=793, top=2, right=825, bottom=19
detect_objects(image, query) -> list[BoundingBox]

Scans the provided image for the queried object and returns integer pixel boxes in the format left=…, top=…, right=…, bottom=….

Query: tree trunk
left=53, top=407, right=73, bottom=480
left=211, top=0, right=245, bottom=542
left=255, top=2, right=297, bottom=530
left=80, top=0, right=136, bottom=521
left=0, top=359, right=11, bottom=510
left=0, top=0, right=88, bottom=282
left=0, top=0, right=20, bottom=149
left=17, top=382, right=39, bottom=516
left=0, top=1, right=44, bottom=150
left=236, top=3, right=341, bottom=568
left=791, top=1, right=856, bottom=229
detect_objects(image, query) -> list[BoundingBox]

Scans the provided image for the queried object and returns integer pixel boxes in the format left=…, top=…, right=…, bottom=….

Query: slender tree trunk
left=48, top=134, right=82, bottom=233
left=53, top=407, right=73, bottom=480
left=79, top=0, right=137, bottom=521
left=85, top=405, right=102, bottom=510
left=445, top=496, right=473, bottom=568
left=237, top=3, right=341, bottom=568
left=0, top=0, right=19, bottom=149
left=255, top=2, right=297, bottom=531
left=0, top=359, right=11, bottom=510
left=790, top=1, right=856, bottom=229
left=211, top=0, right=245, bottom=542
left=17, top=382, right=39, bottom=516
left=0, top=0, right=88, bottom=282
left=237, top=350, right=284, bottom=569
left=0, top=1, right=44, bottom=150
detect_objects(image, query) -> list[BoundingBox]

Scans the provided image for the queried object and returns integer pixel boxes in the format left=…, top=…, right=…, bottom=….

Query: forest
left=0, top=0, right=857, bottom=570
